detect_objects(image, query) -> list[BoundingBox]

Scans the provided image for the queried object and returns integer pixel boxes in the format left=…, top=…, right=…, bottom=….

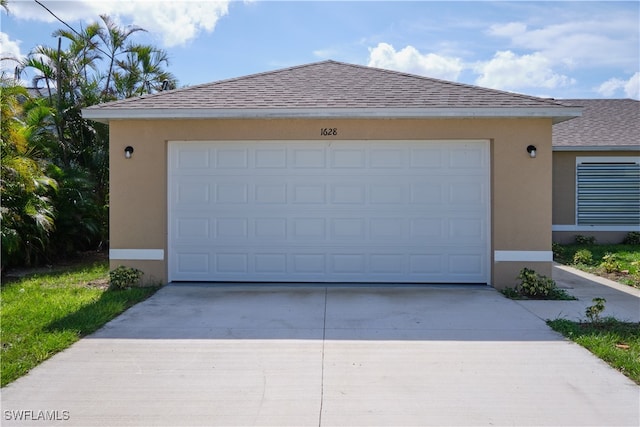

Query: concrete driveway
left=2, top=267, right=639, bottom=426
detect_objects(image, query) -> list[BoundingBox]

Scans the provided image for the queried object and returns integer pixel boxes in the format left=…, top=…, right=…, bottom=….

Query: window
left=576, top=157, right=640, bottom=226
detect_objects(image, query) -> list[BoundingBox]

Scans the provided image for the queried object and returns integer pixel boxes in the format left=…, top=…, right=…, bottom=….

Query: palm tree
left=97, top=14, right=146, bottom=99
left=5, top=11, right=180, bottom=266
left=114, top=44, right=176, bottom=97
left=1, top=79, right=57, bottom=267
left=53, top=22, right=102, bottom=83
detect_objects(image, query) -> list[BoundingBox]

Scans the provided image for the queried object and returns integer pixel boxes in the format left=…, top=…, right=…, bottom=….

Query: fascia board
left=82, top=107, right=582, bottom=123
left=553, top=145, right=640, bottom=152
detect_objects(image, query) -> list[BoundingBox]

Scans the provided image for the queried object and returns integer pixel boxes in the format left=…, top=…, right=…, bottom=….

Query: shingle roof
left=83, top=60, right=581, bottom=122
left=553, top=99, right=640, bottom=149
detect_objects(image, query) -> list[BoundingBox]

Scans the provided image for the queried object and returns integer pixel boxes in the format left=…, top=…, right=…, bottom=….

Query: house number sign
left=320, top=128, right=338, bottom=136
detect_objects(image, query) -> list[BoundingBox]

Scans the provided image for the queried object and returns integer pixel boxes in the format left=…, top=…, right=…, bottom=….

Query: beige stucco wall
left=552, top=150, right=639, bottom=244
left=109, top=117, right=553, bottom=288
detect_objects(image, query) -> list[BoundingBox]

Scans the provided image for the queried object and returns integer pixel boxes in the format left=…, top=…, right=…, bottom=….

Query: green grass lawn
left=548, top=318, right=640, bottom=385
left=554, top=244, right=640, bottom=288
left=1, top=261, right=158, bottom=387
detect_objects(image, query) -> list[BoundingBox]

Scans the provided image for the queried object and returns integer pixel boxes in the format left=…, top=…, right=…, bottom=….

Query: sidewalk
left=514, top=263, right=640, bottom=322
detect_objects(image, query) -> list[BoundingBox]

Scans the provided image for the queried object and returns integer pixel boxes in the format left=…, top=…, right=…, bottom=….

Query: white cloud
left=367, top=42, right=463, bottom=81
left=596, top=78, right=626, bottom=97
left=474, top=50, right=575, bottom=91
left=625, top=72, right=640, bottom=99
left=119, top=1, right=229, bottom=47
left=7, top=0, right=230, bottom=47
left=487, top=22, right=527, bottom=38
left=487, top=18, right=639, bottom=70
left=0, top=32, right=26, bottom=80
left=597, top=73, right=640, bottom=99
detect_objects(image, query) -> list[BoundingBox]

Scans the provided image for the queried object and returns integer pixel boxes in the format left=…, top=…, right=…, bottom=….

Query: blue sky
left=1, top=1, right=639, bottom=99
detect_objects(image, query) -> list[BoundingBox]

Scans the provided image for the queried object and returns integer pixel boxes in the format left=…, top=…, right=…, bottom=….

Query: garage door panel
left=293, top=148, right=325, bottom=168
left=216, top=253, right=248, bottom=273
left=293, top=184, right=326, bottom=204
left=331, top=149, right=365, bottom=168
left=449, top=182, right=485, bottom=204
left=370, top=218, right=404, bottom=240
left=169, top=140, right=489, bottom=283
left=177, top=218, right=211, bottom=239
left=331, top=184, right=365, bottom=204
left=255, top=148, right=287, bottom=168
left=171, top=246, right=488, bottom=283
left=172, top=214, right=486, bottom=245
left=292, top=218, right=326, bottom=239
left=410, top=148, right=443, bottom=168
left=175, top=146, right=211, bottom=169
left=410, top=183, right=443, bottom=204
left=255, top=184, right=287, bottom=204
left=216, top=183, right=248, bottom=204
left=216, top=148, right=248, bottom=169
left=293, top=254, right=326, bottom=274
left=255, top=253, right=287, bottom=273
left=176, top=181, right=210, bottom=204
left=176, top=252, right=210, bottom=274
left=255, top=218, right=287, bottom=238
left=448, top=146, right=487, bottom=169
left=449, top=254, right=484, bottom=276
left=331, top=254, right=366, bottom=273
left=370, top=148, right=405, bottom=168
left=216, top=218, right=248, bottom=238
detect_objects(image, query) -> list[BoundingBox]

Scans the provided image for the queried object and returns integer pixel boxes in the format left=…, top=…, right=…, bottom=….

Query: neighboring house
left=552, top=99, right=640, bottom=244
left=82, top=60, right=581, bottom=288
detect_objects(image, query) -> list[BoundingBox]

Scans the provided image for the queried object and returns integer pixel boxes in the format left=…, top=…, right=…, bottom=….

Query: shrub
left=623, top=232, right=640, bottom=245
left=552, top=242, right=564, bottom=259
left=517, top=267, right=557, bottom=298
left=109, top=266, right=143, bottom=290
left=500, top=287, right=520, bottom=299
left=585, top=297, right=606, bottom=323
left=501, top=268, right=574, bottom=300
left=600, top=253, right=621, bottom=273
left=573, top=249, right=593, bottom=265
left=574, top=235, right=596, bottom=245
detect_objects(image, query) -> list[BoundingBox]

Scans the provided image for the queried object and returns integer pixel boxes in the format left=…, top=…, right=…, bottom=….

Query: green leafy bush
left=623, top=232, right=640, bottom=245
left=600, top=253, right=621, bottom=273
left=574, top=235, right=596, bottom=245
left=501, top=268, right=574, bottom=300
left=585, top=297, right=607, bottom=323
left=518, top=267, right=557, bottom=297
left=573, top=249, right=594, bottom=265
left=109, top=266, right=143, bottom=290
left=552, top=242, right=564, bottom=259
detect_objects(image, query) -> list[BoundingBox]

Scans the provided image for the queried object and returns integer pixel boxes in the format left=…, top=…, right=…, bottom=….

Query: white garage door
left=168, top=140, right=490, bottom=283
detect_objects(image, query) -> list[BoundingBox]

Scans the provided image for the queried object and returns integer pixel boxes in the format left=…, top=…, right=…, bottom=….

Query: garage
left=83, top=60, right=581, bottom=288
left=168, top=139, right=490, bottom=283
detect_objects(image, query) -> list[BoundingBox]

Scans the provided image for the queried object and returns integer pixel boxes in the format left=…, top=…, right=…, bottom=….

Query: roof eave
left=553, top=145, right=640, bottom=152
left=81, top=107, right=582, bottom=124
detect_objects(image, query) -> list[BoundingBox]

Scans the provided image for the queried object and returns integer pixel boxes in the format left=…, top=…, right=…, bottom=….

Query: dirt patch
left=86, top=277, right=110, bottom=290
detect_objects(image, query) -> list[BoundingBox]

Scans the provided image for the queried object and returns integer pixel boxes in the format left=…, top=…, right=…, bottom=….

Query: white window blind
left=576, top=160, right=640, bottom=226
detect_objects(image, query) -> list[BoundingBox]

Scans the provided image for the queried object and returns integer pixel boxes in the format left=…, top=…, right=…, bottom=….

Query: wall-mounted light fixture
left=124, top=146, right=134, bottom=159
left=526, top=145, right=537, bottom=158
